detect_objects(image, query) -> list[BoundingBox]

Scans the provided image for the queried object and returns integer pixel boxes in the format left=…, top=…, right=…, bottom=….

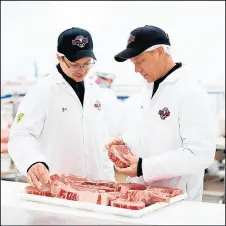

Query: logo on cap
left=127, top=34, right=135, bottom=44
left=72, top=35, right=88, bottom=48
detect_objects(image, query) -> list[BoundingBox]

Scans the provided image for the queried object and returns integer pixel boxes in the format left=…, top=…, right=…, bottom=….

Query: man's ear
left=56, top=53, right=61, bottom=61
left=156, top=46, right=165, bottom=56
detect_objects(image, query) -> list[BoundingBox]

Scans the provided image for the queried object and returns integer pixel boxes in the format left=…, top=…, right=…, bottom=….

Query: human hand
left=114, top=153, right=139, bottom=178
left=27, top=163, right=50, bottom=189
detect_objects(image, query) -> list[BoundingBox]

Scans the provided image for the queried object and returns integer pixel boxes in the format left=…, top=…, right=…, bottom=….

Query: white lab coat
left=8, top=68, right=121, bottom=181
left=121, top=65, right=217, bottom=201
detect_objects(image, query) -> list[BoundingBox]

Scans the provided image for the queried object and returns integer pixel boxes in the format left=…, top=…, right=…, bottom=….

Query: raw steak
left=146, top=185, right=183, bottom=197
left=25, top=178, right=79, bottom=201
left=50, top=174, right=87, bottom=187
left=116, top=183, right=146, bottom=194
left=50, top=174, right=72, bottom=186
left=108, top=145, right=131, bottom=168
left=111, top=199, right=145, bottom=210
left=25, top=186, right=51, bottom=197
left=50, top=181, right=78, bottom=201
left=62, top=174, right=88, bottom=182
left=59, top=184, right=103, bottom=204
left=97, top=186, right=116, bottom=192
left=126, top=190, right=170, bottom=205
left=76, top=189, right=102, bottom=204
left=100, top=192, right=124, bottom=206
left=82, top=180, right=117, bottom=189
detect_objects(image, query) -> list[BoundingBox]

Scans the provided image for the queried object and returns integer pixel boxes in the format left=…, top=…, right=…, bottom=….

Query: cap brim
left=114, top=48, right=143, bottom=62
left=66, top=49, right=96, bottom=62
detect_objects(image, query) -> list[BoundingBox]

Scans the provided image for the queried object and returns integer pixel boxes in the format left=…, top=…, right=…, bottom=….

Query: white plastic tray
left=20, top=192, right=188, bottom=218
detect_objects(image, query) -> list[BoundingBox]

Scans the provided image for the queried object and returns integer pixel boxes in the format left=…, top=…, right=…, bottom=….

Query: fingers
left=105, top=143, right=110, bottom=150
left=29, top=171, right=42, bottom=189
left=27, top=173, right=34, bottom=186
left=123, top=153, right=138, bottom=164
left=44, top=166, right=51, bottom=183
left=36, top=164, right=50, bottom=184
left=106, top=137, right=125, bottom=150
left=27, top=163, right=50, bottom=189
left=114, top=137, right=125, bottom=145
left=123, top=154, right=132, bottom=161
left=114, top=164, right=131, bottom=174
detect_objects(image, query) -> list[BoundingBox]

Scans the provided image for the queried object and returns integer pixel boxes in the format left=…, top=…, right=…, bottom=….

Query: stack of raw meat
left=25, top=174, right=184, bottom=210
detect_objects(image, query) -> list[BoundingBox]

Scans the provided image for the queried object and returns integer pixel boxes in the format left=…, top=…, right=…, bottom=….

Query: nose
left=77, top=66, right=86, bottom=74
left=135, top=64, right=142, bottom=73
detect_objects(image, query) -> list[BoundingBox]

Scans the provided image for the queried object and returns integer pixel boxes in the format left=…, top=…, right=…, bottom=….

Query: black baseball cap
left=57, top=27, right=96, bottom=62
left=114, top=25, right=170, bottom=62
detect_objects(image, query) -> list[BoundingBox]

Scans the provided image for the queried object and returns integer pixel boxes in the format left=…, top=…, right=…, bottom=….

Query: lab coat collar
left=54, top=68, right=66, bottom=84
left=51, top=67, right=93, bottom=88
left=145, top=63, right=185, bottom=89
left=160, top=63, right=185, bottom=85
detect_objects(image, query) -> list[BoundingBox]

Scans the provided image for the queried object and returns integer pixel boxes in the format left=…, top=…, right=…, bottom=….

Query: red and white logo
left=94, top=100, right=101, bottom=111
left=158, top=107, right=170, bottom=120
left=72, top=35, right=88, bottom=48
left=127, top=34, right=135, bottom=44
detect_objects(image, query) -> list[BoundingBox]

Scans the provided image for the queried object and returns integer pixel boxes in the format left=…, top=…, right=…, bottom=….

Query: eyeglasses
left=62, top=57, right=95, bottom=71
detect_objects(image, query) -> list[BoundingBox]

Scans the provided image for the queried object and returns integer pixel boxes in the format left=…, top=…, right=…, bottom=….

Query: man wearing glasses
left=8, top=27, right=120, bottom=188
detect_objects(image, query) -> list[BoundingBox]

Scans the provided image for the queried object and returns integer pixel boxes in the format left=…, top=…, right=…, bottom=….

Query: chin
left=145, top=76, right=154, bottom=83
left=73, top=76, right=85, bottom=82
left=145, top=78, right=151, bottom=83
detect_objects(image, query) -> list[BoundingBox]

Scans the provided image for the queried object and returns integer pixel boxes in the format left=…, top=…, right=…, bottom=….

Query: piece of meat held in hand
left=108, top=145, right=131, bottom=168
left=111, top=199, right=145, bottom=210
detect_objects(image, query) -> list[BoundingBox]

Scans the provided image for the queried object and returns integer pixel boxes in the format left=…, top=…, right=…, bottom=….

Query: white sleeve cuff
left=142, top=157, right=156, bottom=184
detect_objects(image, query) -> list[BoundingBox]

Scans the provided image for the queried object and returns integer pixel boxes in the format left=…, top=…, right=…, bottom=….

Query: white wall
left=1, top=1, right=225, bottom=87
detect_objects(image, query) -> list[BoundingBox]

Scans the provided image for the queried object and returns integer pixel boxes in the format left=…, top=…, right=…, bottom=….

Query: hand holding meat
left=27, top=163, right=50, bottom=189
left=114, top=153, right=138, bottom=177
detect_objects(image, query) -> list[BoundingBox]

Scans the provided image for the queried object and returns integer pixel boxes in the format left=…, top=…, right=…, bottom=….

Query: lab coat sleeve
left=142, top=86, right=217, bottom=183
left=8, top=84, right=50, bottom=176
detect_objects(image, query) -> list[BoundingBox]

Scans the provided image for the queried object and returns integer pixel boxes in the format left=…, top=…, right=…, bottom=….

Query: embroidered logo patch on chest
left=158, top=107, right=170, bottom=120
left=94, top=100, right=101, bottom=111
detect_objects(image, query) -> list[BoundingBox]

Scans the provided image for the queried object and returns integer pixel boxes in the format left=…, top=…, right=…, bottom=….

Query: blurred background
left=1, top=1, right=225, bottom=203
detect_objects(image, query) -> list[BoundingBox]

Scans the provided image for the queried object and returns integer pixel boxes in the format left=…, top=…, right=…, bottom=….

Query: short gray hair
left=144, top=44, right=171, bottom=56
